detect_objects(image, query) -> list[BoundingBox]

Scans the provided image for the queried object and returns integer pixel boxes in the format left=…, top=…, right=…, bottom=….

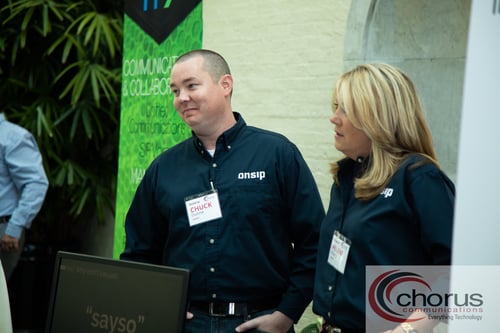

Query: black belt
left=0, top=216, right=10, bottom=224
left=189, top=297, right=281, bottom=317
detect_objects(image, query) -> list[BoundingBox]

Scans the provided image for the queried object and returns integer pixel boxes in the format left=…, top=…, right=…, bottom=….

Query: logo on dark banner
left=125, top=0, right=201, bottom=44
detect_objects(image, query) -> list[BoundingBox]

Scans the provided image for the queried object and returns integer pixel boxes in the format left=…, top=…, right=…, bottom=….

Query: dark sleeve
left=277, top=144, right=325, bottom=322
left=120, top=161, right=167, bottom=265
left=408, top=165, right=455, bottom=265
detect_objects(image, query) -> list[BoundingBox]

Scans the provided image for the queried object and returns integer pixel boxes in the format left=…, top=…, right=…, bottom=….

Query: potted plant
left=0, top=1, right=123, bottom=330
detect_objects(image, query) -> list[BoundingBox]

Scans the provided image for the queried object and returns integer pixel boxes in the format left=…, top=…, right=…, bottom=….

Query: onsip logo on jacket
left=380, top=187, right=394, bottom=198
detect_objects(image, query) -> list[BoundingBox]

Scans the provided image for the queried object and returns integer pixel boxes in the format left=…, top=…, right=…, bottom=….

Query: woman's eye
left=333, top=102, right=346, bottom=114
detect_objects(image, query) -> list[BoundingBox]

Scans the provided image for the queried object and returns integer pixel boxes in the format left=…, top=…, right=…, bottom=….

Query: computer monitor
left=45, top=251, right=189, bottom=333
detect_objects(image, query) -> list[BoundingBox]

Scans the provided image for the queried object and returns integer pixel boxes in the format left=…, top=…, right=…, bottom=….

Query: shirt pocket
left=225, top=183, right=283, bottom=230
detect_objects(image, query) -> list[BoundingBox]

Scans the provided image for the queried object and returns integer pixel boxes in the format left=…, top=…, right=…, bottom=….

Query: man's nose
left=177, top=89, right=190, bottom=101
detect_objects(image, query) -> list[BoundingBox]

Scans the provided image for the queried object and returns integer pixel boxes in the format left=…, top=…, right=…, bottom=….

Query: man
left=120, top=49, right=325, bottom=333
left=0, top=113, right=49, bottom=280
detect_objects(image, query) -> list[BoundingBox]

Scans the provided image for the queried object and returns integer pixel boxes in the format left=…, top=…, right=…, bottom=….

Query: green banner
left=113, top=0, right=203, bottom=258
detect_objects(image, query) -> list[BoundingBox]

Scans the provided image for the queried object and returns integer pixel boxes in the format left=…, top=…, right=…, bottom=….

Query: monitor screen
left=45, top=251, right=189, bottom=333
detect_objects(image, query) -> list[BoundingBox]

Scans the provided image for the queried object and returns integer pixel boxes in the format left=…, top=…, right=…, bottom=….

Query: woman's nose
left=330, top=113, right=339, bottom=125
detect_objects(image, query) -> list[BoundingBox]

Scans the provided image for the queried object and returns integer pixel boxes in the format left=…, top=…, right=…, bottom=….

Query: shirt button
left=209, top=239, right=215, bottom=244
left=227, top=145, right=231, bottom=150
left=212, top=293, right=217, bottom=299
left=210, top=267, right=215, bottom=272
left=328, top=311, right=331, bottom=318
left=328, top=285, right=333, bottom=291
left=212, top=163, right=217, bottom=168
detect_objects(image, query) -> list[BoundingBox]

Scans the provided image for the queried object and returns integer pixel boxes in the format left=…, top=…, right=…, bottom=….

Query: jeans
left=184, top=308, right=295, bottom=333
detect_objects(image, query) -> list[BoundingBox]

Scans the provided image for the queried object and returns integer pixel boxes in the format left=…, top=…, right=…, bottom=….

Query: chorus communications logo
left=366, top=266, right=484, bottom=329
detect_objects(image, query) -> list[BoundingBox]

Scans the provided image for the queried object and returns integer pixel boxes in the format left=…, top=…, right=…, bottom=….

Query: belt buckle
left=209, top=302, right=236, bottom=317
left=322, top=323, right=342, bottom=333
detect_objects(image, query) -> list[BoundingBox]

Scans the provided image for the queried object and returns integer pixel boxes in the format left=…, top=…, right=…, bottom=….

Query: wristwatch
left=401, top=323, right=418, bottom=333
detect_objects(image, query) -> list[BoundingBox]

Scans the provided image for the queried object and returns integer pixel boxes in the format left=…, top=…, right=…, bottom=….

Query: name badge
left=327, top=230, right=351, bottom=274
left=185, top=189, right=223, bottom=227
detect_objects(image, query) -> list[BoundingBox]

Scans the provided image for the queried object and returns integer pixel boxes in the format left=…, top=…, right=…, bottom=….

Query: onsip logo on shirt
left=237, top=171, right=266, bottom=180
left=380, top=187, right=394, bottom=198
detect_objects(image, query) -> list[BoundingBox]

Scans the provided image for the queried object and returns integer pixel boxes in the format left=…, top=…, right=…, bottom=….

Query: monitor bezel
left=45, top=251, right=189, bottom=333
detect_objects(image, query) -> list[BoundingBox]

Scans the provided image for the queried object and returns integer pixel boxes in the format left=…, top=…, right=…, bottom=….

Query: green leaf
left=0, top=0, right=122, bottom=239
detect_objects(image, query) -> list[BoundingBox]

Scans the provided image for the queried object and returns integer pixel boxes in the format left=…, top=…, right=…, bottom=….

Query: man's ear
left=220, top=74, right=233, bottom=97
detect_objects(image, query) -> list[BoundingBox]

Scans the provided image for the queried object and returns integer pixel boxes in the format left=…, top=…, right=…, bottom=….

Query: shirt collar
left=192, top=112, right=246, bottom=155
left=337, top=154, right=371, bottom=179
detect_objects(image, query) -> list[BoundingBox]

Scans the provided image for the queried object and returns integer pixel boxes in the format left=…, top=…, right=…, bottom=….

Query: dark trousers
left=0, top=224, right=25, bottom=280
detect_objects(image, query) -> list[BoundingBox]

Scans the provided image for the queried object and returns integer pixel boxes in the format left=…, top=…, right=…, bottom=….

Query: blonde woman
left=313, top=64, right=455, bottom=333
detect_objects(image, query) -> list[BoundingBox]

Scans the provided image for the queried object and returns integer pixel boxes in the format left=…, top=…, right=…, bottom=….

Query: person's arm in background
left=1, top=131, right=48, bottom=252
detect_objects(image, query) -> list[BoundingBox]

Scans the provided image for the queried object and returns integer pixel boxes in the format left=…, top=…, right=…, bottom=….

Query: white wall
left=203, top=0, right=353, bottom=208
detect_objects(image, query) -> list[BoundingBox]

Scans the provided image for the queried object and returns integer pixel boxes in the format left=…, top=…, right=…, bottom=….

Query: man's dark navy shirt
left=121, top=113, right=325, bottom=322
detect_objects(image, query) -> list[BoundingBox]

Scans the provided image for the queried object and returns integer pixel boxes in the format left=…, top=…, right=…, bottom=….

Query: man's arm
left=4, top=132, right=48, bottom=241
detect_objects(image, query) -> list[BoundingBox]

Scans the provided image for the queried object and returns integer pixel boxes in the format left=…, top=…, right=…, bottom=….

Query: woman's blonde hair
left=331, top=63, right=439, bottom=200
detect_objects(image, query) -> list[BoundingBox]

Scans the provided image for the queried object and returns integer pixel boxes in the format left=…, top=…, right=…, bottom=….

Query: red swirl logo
left=368, top=269, right=429, bottom=323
